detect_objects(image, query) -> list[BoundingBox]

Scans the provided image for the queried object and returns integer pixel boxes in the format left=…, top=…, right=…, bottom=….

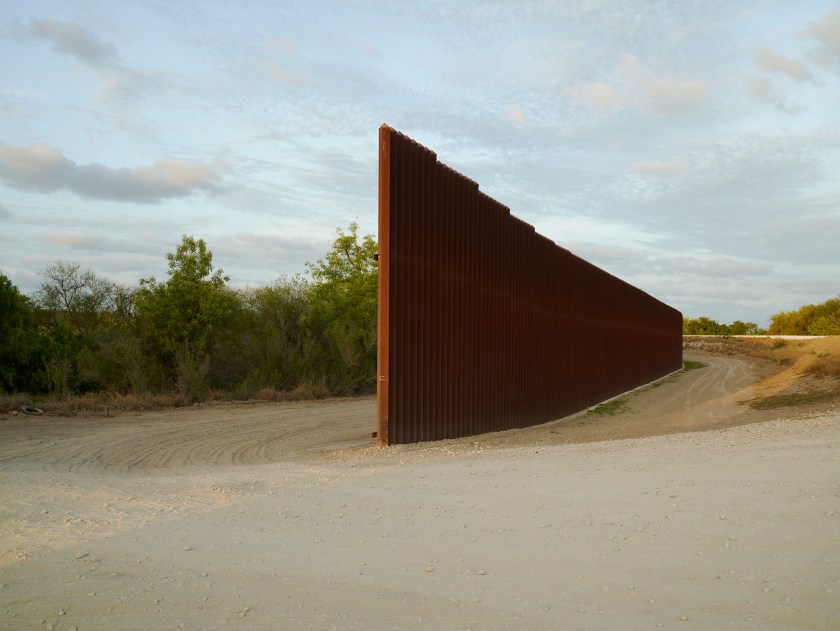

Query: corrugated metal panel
left=376, top=125, right=683, bottom=445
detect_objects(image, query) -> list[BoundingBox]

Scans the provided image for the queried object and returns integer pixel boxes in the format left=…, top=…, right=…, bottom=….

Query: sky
left=1, top=0, right=838, bottom=326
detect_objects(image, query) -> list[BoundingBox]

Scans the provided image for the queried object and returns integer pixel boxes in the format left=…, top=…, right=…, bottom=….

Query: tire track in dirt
left=0, top=398, right=375, bottom=475
left=0, top=355, right=794, bottom=568
left=666, top=353, right=756, bottom=431
left=407, top=352, right=770, bottom=452
left=0, top=399, right=376, bottom=565
left=0, top=356, right=770, bottom=477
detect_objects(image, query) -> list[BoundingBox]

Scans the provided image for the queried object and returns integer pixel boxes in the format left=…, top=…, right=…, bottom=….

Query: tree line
left=767, top=296, right=840, bottom=335
left=0, top=223, right=377, bottom=402
left=683, top=294, right=840, bottom=336
left=682, top=317, right=764, bottom=336
left=2, top=226, right=837, bottom=403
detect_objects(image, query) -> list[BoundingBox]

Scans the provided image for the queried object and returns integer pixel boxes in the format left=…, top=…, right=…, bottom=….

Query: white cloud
left=0, top=142, right=221, bottom=203
left=744, top=75, right=803, bottom=113
left=214, top=232, right=320, bottom=262
left=264, top=37, right=300, bottom=55
left=756, top=48, right=814, bottom=82
left=568, top=82, right=627, bottom=109
left=539, top=215, right=661, bottom=250
left=13, top=15, right=164, bottom=124
left=41, top=231, right=105, bottom=250
left=506, top=105, right=526, bottom=123
left=745, top=74, right=776, bottom=102
left=355, top=39, right=381, bottom=57
left=569, top=74, right=706, bottom=115
left=27, top=17, right=116, bottom=67
left=685, top=257, right=774, bottom=278
left=562, top=242, right=639, bottom=265
left=1, top=1, right=836, bottom=325
left=803, top=10, right=840, bottom=64
left=643, top=78, right=707, bottom=112
left=630, top=160, right=684, bottom=175
left=95, top=65, right=155, bottom=103
left=260, top=59, right=312, bottom=87
left=0, top=143, right=66, bottom=186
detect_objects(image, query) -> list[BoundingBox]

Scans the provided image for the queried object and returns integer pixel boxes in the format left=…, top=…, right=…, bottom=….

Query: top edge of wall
left=380, top=124, right=682, bottom=319
left=477, top=190, right=509, bottom=212
left=381, top=124, right=437, bottom=159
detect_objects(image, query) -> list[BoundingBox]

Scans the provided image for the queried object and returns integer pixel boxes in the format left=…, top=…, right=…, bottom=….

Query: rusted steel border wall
left=376, top=125, right=682, bottom=445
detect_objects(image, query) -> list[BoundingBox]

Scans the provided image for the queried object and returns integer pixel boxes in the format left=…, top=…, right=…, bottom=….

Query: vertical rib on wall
left=376, top=125, right=683, bottom=446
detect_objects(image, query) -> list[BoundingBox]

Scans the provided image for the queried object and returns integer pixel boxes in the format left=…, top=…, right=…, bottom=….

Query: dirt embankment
left=1, top=341, right=838, bottom=630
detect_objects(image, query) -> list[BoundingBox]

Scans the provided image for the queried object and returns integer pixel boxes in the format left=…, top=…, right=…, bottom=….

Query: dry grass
left=0, top=393, right=36, bottom=414
left=250, top=381, right=329, bottom=402
left=0, top=391, right=189, bottom=416
left=685, top=337, right=777, bottom=362
left=686, top=336, right=840, bottom=411
left=685, top=336, right=840, bottom=378
left=289, top=380, right=331, bottom=401
left=766, top=337, right=840, bottom=378
left=1, top=379, right=336, bottom=417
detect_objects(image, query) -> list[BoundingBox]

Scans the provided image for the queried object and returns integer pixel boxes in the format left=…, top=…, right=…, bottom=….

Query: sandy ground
left=1, top=352, right=838, bottom=630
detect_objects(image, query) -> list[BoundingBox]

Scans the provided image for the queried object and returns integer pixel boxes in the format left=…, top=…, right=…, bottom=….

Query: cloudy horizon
left=1, top=1, right=838, bottom=326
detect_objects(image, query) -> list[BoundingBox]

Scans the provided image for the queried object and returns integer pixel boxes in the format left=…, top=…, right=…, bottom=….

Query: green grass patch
left=588, top=399, right=628, bottom=415
left=683, top=360, right=707, bottom=370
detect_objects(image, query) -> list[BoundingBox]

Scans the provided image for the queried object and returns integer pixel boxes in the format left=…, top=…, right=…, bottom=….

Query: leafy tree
left=230, top=275, right=311, bottom=394
left=683, top=316, right=764, bottom=336
left=135, top=236, right=237, bottom=401
left=94, top=284, right=152, bottom=394
left=305, top=222, right=378, bottom=394
left=729, top=320, right=760, bottom=336
left=683, top=316, right=726, bottom=335
left=769, top=295, right=840, bottom=335
left=0, top=273, right=47, bottom=392
left=808, top=314, right=840, bottom=336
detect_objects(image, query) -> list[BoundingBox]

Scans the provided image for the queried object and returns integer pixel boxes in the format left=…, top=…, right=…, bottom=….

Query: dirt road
left=1, top=352, right=838, bottom=630
left=0, top=352, right=764, bottom=474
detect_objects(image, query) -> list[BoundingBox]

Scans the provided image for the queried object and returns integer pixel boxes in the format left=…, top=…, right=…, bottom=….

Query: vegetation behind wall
left=0, top=222, right=376, bottom=405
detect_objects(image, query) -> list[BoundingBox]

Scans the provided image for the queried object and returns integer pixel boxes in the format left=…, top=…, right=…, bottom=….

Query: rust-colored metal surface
left=376, top=125, right=682, bottom=446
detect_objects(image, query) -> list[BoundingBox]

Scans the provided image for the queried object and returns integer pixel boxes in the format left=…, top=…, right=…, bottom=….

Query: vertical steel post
left=376, top=125, right=391, bottom=447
